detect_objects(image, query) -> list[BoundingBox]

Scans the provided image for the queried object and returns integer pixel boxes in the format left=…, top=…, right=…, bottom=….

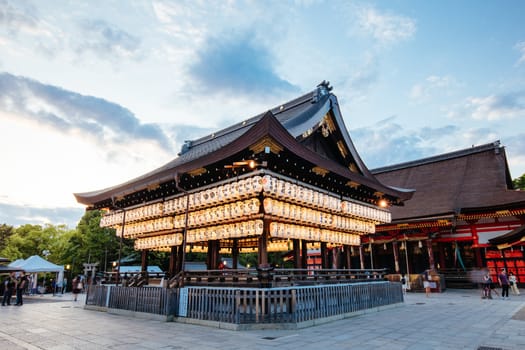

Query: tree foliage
left=513, top=173, right=525, bottom=190
left=0, top=210, right=134, bottom=277
left=0, top=223, right=15, bottom=253
left=0, top=224, right=64, bottom=260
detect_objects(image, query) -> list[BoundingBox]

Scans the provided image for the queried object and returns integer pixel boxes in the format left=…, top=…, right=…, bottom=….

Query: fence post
left=234, top=289, right=240, bottom=324
left=105, top=286, right=112, bottom=308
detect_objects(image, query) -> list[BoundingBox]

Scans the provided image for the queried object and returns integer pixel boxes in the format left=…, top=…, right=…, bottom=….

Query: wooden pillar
left=301, top=240, right=308, bottom=269
left=344, top=245, right=351, bottom=269
left=320, top=242, right=327, bottom=269
left=206, top=242, right=212, bottom=269
left=232, top=239, right=238, bottom=269
left=333, top=247, right=340, bottom=269
left=438, top=243, right=446, bottom=269
left=176, top=245, right=184, bottom=273
left=168, top=246, right=177, bottom=277
left=258, top=194, right=269, bottom=267
left=404, top=241, right=410, bottom=274
left=359, top=245, right=365, bottom=269
left=475, top=247, right=483, bottom=268
left=293, top=239, right=301, bottom=268
left=211, top=240, right=220, bottom=269
left=141, top=249, right=148, bottom=273
left=258, top=232, right=269, bottom=266
left=369, top=243, right=374, bottom=269
left=392, top=241, right=400, bottom=273
left=426, top=239, right=435, bottom=271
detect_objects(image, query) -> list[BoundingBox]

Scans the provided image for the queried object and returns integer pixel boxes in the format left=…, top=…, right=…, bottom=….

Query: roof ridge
left=371, top=140, right=502, bottom=174
left=179, top=85, right=331, bottom=155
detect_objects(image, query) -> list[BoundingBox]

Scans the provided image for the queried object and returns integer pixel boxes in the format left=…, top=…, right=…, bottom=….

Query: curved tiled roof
left=372, top=141, right=525, bottom=221
left=75, top=83, right=413, bottom=206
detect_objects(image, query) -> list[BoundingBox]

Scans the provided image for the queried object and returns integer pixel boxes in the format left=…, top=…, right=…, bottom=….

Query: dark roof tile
left=373, top=141, right=525, bottom=220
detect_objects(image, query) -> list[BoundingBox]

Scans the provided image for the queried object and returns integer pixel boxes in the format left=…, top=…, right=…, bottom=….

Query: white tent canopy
left=9, top=255, right=65, bottom=292
left=9, top=255, right=64, bottom=273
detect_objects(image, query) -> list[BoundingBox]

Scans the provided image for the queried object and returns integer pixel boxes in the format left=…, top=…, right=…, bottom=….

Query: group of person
left=2, top=272, right=86, bottom=305
left=2, top=272, right=29, bottom=306
left=482, top=268, right=520, bottom=299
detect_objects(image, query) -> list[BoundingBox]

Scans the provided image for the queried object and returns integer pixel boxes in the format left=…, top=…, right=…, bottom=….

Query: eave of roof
left=75, top=88, right=328, bottom=203
left=75, top=83, right=414, bottom=206
left=373, top=141, right=503, bottom=174
left=488, top=224, right=525, bottom=246
left=75, top=110, right=413, bottom=205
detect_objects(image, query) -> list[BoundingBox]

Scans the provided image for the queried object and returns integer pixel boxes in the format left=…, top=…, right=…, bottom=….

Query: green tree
left=2, top=224, right=50, bottom=260
left=0, top=223, right=15, bottom=254
left=75, top=210, right=122, bottom=274
left=0, top=224, right=72, bottom=262
left=513, top=173, right=525, bottom=190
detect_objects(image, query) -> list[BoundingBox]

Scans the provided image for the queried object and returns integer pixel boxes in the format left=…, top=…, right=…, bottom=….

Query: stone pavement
left=0, top=288, right=524, bottom=350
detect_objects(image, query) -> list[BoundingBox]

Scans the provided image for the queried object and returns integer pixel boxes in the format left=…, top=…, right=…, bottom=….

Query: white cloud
left=0, top=0, right=64, bottom=56
left=151, top=0, right=207, bottom=41
left=356, top=5, right=416, bottom=45
left=0, top=113, right=172, bottom=209
left=463, top=93, right=525, bottom=121
left=515, top=40, right=525, bottom=66
left=409, top=75, right=458, bottom=101
left=75, top=20, right=142, bottom=62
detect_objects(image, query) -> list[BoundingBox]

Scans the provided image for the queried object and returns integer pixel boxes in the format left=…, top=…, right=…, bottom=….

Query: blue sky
left=1, top=0, right=524, bottom=228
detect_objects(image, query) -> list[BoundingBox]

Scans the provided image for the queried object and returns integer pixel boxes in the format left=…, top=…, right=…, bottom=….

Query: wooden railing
left=86, top=280, right=402, bottom=325
left=168, top=268, right=388, bottom=288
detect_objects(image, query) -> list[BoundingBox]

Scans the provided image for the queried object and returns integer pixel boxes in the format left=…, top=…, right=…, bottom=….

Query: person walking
left=509, top=271, right=520, bottom=295
left=423, top=270, right=432, bottom=297
left=482, top=272, right=492, bottom=299
left=2, top=273, right=15, bottom=306
left=72, top=276, right=82, bottom=302
left=401, top=274, right=408, bottom=295
left=498, top=268, right=510, bottom=299
left=15, top=274, right=28, bottom=306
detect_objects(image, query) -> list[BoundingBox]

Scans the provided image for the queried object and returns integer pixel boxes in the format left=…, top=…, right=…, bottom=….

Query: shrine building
left=74, top=82, right=414, bottom=282
left=369, top=141, right=525, bottom=289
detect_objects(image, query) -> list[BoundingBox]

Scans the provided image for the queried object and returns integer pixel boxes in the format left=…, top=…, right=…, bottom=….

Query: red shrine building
left=369, top=141, right=525, bottom=287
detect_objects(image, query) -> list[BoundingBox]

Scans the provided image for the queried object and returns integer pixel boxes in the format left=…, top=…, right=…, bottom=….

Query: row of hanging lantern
left=262, top=175, right=340, bottom=211
left=165, top=175, right=265, bottom=214
left=101, top=173, right=390, bottom=228
left=100, top=174, right=389, bottom=231
left=134, top=233, right=183, bottom=250
left=340, top=200, right=390, bottom=223
left=173, top=198, right=260, bottom=228
left=144, top=236, right=322, bottom=253
left=101, top=176, right=265, bottom=227
left=100, top=211, right=125, bottom=227
left=264, top=198, right=375, bottom=233
left=212, top=240, right=292, bottom=253
left=115, top=216, right=174, bottom=239
left=100, top=202, right=163, bottom=227
left=186, top=220, right=264, bottom=243
left=123, top=202, right=163, bottom=223
left=262, top=176, right=389, bottom=224
left=270, top=222, right=361, bottom=246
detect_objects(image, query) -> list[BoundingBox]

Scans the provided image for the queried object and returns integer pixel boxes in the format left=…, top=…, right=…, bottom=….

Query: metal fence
left=86, top=281, right=402, bottom=325
left=86, top=285, right=179, bottom=316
